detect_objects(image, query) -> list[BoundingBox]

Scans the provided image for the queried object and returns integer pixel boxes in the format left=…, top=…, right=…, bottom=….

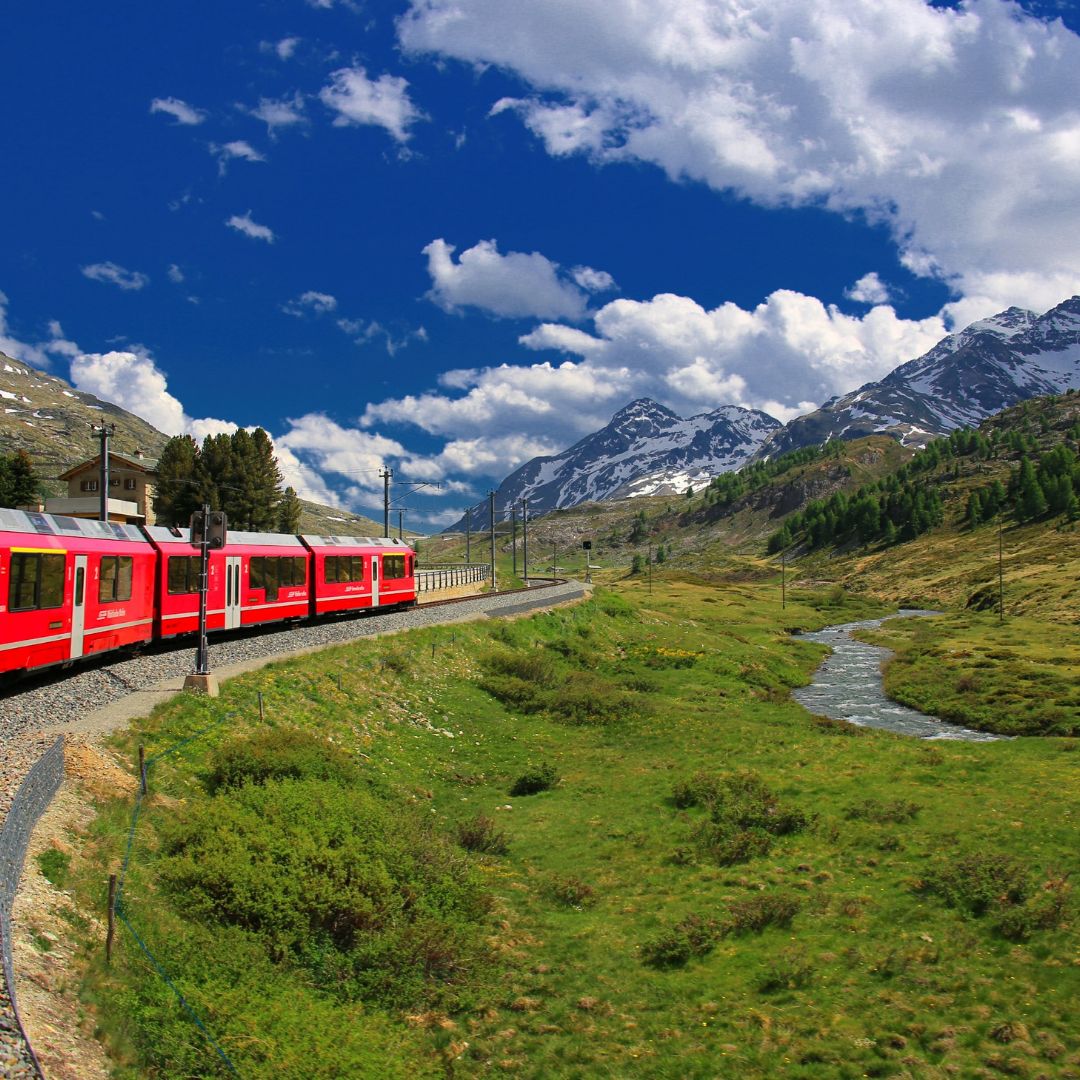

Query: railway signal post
left=183, top=505, right=226, bottom=696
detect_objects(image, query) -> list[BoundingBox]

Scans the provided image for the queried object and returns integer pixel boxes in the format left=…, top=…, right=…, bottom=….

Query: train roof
left=143, top=526, right=305, bottom=548
left=300, top=535, right=412, bottom=549
left=0, top=508, right=149, bottom=544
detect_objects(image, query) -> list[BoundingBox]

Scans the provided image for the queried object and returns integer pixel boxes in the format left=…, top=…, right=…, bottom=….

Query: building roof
left=57, top=452, right=159, bottom=481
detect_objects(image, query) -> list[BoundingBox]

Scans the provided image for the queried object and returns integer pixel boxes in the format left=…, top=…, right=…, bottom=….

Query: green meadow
left=53, top=572, right=1079, bottom=1079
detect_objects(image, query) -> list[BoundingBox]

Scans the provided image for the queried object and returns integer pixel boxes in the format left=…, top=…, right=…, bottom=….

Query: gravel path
left=0, top=581, right=587, bottom=1077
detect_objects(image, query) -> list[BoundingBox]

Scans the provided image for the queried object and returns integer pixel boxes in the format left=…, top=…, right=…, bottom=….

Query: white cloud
left=0, top=291, right=79, bottom=369
left=272, top=36, right=301, bottom=60
left=424, top=238, right=605, bottom=320
left=247, top=93, right=307, bottom=134
left=211, top=140, right=266, bottom=174
left=70, top=350, right=189, bottom=435
left=400, top=0, right=1080, bottom=314
left=81, top=262, right=150, bottom=291
left=226, top=211, right=276, bottom=243
left=319, top=66, right=423, bottom=142
left=362, top=286, right=948, bottom=454
left=283, top=290, right=338, bottom=317
left=167, top=264, right=185, bottom=284
left=337, top=317, right=428, bottom=355
left=845, top=272, right=891, bottom=306
left=150, top=97, right=206, bottom=126
left=572, top=266, right=617, bottom=293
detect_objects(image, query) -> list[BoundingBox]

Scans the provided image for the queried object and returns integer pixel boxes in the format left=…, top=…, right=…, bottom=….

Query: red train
left=0, top=508, right=417, bottom=676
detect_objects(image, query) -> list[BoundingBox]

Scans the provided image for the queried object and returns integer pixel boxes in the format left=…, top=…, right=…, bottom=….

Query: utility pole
left=522, top=498, right=529, bottom=585
left=488, top=491, right=497, bottom=591
left=397, top=509, right=404, bottom=540
left=648, top=543, right=653, bottom=594
left=511, top=506, right=518, bottom=577
left=552, top=538, right=557, bottom=580
left=91, top=422, right=115, bottom=521
left=781, top=547, right=786, bottom=610
left=379, top=467, right=393, bottom=536
left=465, top=509, right=471, bottom=563
left=998, top=515, right=1004, bottom=624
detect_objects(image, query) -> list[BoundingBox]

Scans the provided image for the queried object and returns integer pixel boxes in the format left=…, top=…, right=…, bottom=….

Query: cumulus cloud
left=362, top=286, right=948, bottom=454
left=150, top=97, right=206, bottom=125
left=283, top=290, right=338, bottom=317
left=424, top=238, right=608, bottom=321
left=81, top=262, right=149, bottom=291
left=211, top=140, right=266, bottom=174
left=0, top=291, right=79, bottom=369
left=247, top=93, right=306, bottom=134
left=400, top=0, right=1080, bottom=315
left=319, top=66, right=423, bottom=142
left=226, top=211, right=276, bottom=243
left=167, top=264, right=184, bottom=284
left=846, top=272, right=891, bottom=306
left=262, top=36, right=301, bottom=60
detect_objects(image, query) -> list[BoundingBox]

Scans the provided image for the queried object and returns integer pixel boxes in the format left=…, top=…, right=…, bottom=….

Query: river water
left=792, top=610, right=1005, bottom=742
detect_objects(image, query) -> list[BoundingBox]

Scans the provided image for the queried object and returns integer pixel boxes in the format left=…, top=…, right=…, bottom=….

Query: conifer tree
left=153, top=435, right=201, bottom=525
left=277, top=486, right=302, bottom=533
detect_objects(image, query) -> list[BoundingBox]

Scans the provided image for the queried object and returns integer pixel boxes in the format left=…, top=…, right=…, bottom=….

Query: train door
left=371, top=555, right=380, bottom=606
left=70, top=555, right=87, bottom=659
left=224, top=556, right=242, bottom=629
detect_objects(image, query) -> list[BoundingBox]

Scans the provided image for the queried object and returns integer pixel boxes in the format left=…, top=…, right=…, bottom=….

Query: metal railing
left=416, top=564, right=489, bottom=592
left=1, top=735, right=64, bottom=1079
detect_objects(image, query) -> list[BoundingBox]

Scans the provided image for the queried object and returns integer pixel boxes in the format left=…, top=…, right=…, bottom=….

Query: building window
left=8, top=552, right=66, bottom=612
left=124, top=478, right=137, bottom=490
left=109, top=477, right=119, bottom=487
left=80, top=479, right=99, bottom=492
left=167, top=555, right=200, bottom=595
left=99, top=556, right=133, bottom=602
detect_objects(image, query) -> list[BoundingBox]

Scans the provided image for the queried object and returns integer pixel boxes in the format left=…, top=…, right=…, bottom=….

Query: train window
left=383, top=554, right=406, bottom=579
left=99, top=556, right=133, bottom=602
left=167, top=555, right=200, bottom=594
left=249, top=556, right=304, bottom=599
left=323, top=555, right=362, bottom=584
left=8, top=552, right=66, bottom=612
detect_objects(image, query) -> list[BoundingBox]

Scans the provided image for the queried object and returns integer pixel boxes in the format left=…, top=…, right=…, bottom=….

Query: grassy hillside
left=52, top=579, right=1077, bottom=1078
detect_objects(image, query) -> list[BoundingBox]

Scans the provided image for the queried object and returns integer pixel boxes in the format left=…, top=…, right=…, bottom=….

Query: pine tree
left=153, top=436, right=201, bottom=525
left=0, top=450, right=39, bottom=507
left=277, top=486, right=302, bottom=533
left=1016, top=458, right=1048, bottom=520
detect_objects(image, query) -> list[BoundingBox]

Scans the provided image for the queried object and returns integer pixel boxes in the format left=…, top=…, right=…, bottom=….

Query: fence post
left=106, top=873, right=117, bottom=964
left=258, top=692, right=264, bottom=722
left=138, top=746, right=147, bottom=796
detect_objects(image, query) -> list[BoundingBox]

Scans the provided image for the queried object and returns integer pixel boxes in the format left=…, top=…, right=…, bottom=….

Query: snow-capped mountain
left=451, top=399, right=780, bottom=530
left=756, top=296, right=1080, bottom=459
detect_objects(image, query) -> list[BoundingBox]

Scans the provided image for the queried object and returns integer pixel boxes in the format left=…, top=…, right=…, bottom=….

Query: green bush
left=758, top=948, right=814, bottom=993
left=845, top=798, right=921, bottom=823
left=510, top=762, right=559, bottom=796
left=205, top=728, right=362, bottom=793
left=157, top=778, right=491, bottom=1009
left=36, top=847, right=71, bottom=888
left=723, top=892, right=801, bottom=934
left=543, top=875, right=597, bottom=909
left=456, top=813, right=510, bottom=856
left=922, top=851, right=1030, bottom=917
left=675, top=770, right=810, bottom=865
left=640, top=914, right=719, bottom=969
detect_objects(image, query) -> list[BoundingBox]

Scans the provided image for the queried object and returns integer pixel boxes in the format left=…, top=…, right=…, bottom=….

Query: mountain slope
left=451, top=398, right=780, bottom=530
left=757, top=296, right=1080, bottom=458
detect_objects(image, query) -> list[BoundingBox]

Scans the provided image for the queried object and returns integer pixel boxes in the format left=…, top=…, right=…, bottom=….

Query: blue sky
left=2, top=0, right=1080, bottom=528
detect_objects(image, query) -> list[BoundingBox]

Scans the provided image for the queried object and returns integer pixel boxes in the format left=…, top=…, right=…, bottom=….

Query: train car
left=301, top=535, right=417, bottom=616
left=0, top=509, right=156, bottom=675
left=144, top=527, right=311, bottom=637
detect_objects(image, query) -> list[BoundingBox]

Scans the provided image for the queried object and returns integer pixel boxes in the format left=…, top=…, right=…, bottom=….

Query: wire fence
left=0, top=735, right=65, bottom=1080
left=113, top=713, right=241, bottom=1077
left=415, top=564, right=489, bottom=592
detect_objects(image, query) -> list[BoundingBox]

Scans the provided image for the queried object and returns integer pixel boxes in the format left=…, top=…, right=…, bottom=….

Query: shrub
left=36, top=847, right=71, bottom=888
left=545, top=672, right=641, bottom=727
left=640, top=914, right=720, bottom=969
left=723, top=892, right=800, bottom=935
left=157, top=778, right=491, bottom=1010
left=456, top=813, right=509, bottom=856
left=758, top=948, right=814, bottom=993
left=922, top=851, right=1030, bottom=917
left=205, top=728, right=362, bottom=794
left=544, top=875, right=597, bottom=909
left=510, top=763, right=559, bottom=796
left=676, top=770, right=810, bottom=866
